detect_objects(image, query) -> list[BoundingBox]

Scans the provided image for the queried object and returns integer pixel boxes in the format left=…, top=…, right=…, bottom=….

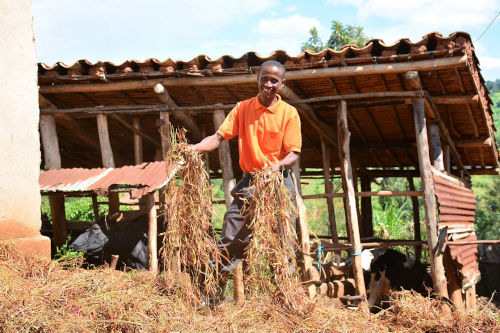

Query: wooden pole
left=159, top=112, right=170, bottom=158
left=360, top=174, right=373, bottom=238
left=410, top=95, right=449, bottom=299
left=320, top=136, right=338, bottom=243
left=133, top=118, right=143, bottom=165
left=212, top=110, right=242, bottom=303
left=49, top=193, right=67, bottom=250
left=213, top=110, right=235, bottom=207
left=91, top=194, right=99, bottom=222
left=96, top=114, right=115, bottom=168
left=407, top=176, right=422, bottom=262
left=428, top=122, right=463, bottom=308
left=291, top=171, right=316, bottom=299
left=337, top=100, right=366, bottom=301
left=142, top=193, right=158, bottom=275
left=108, top=192, right=120, bottom=214
left=154, top=83, right=201, bottom=138
left=39, top=114, right=61, bottom=170
left=39, top=56, right=467, bottom=94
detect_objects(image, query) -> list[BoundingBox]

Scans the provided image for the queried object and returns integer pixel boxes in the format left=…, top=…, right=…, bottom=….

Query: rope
left=317, top=244, right=324, bottom=272
left=351, top=246, right=363, bottom=256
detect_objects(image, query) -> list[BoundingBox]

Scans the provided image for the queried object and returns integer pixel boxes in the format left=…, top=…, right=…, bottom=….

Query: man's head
left=257, top=60, right=286, bottom=105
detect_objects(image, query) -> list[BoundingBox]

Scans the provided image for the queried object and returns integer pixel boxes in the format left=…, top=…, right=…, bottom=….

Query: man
left=190, top=60, right=302, bottom=284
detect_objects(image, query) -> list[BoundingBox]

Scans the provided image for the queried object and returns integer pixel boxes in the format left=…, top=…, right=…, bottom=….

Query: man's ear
left=279, top=78, right=286, bottom=90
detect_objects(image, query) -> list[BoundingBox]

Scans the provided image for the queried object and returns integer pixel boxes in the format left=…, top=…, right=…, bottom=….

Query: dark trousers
left=218, top=170, right=296, bottom=272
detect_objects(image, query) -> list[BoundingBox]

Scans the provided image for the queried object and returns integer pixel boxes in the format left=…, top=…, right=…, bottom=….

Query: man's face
left=257, top=65, right=285, bottom=100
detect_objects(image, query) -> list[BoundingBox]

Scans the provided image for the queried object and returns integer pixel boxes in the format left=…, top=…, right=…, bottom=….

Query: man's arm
left=269, top=151, right=300, bottom=172
left=189, top=133, right=224, bottom=152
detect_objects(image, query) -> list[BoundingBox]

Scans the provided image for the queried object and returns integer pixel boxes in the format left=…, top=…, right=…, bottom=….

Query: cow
left=361, top=249, right=433, bottom=311
left=69, top=211, right=158, bottom=270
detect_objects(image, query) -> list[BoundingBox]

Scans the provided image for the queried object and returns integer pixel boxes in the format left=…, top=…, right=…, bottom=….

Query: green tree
left=301, top=20, right=369, bottom=52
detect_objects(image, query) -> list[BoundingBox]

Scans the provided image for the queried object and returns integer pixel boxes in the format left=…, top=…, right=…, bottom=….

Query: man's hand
left=269, top=161, right=283, bottom=172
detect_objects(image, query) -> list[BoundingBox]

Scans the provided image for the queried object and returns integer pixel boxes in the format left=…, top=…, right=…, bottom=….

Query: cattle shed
left=38, top=31, right=499, bottom=309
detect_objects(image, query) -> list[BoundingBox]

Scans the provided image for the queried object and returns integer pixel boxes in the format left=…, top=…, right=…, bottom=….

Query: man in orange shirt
left=191, top=60, right=301, bottom=286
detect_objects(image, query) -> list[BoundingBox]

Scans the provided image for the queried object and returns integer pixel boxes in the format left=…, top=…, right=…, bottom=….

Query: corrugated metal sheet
left=39, top=161, right=174, bottom=199
left=432, top=168, right=480, bottom=289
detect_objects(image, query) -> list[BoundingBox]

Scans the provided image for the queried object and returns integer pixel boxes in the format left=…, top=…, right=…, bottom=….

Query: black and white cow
left=69, top=212, right=155, bottom=270
left=361, top=249, right=433, bottom=310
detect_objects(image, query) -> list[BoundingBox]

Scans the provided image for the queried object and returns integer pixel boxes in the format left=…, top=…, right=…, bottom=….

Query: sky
left=33, top=0, right=500, bottom=81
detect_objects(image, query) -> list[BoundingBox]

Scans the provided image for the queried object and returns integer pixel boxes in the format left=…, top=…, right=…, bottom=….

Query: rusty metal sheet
left=433, top=170, right=480, bottom=289
left=39, top=161, right=175, bottom=199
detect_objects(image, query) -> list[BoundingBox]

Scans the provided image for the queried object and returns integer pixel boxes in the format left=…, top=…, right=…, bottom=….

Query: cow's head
left=69, top=222, right=109, bottom=255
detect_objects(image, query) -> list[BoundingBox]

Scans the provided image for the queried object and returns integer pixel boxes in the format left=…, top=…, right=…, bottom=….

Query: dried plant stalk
left=244, top=170, right=311, bottom=314
left=160, top=130, right=223, bottom=301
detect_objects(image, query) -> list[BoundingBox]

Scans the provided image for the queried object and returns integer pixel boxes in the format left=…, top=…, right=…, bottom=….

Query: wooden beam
left=455, top=138, right=492, bottom=148
left=213, top=110, right=235, bottom=207
left=39, top=56, right=467, bottom=94
left=133, top=118, right=143, bottom=164
left=40, top=115, right=61, bottom=170
left=153, top=83, right=201, bottom=138
left=53, top=113, right=101, bottom=150
left=280, top=85, right=338, bottom=148
left=302, top=190, right=423, bottom=200
left=49, top=193, right=67, bottom=249
left=337, top=99, right=366, bottom=300
left=320, top=137, right=338, bottom=243
left=431, top=95, right=478, bottom=104
left=96, top=114, right=115, bottom=168
left=410, top=94, right=449, bottom=299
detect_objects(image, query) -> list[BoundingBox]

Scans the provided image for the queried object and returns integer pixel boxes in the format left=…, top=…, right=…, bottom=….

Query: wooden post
left=142, top=193, right=158, bottom=275
left=39, top=114, right=61, bottom=170
left=465, top=284, right=477, bottom=310
left=444, top=144, right=451, bottom=173
left=91, top=194, right=99, bottom=222
left=96, top=114, right=115, bottom=168
left=337, top=100, right=366, bottom=301
left=444, top=250, right=464, bottom=309
left=133, top=118, right=143, bottom=164
left=360, top=174, right=373, bottom=238
left=407, top=176, right=422, bottom=262
left=159, top=112, right=170, bottom=158
left=213, top=110, right=235, bottom=207
left=212, top=110, right=242, bottom=303
left=320, top=136, right=338, bottom=243
left=291, top=171, right=316, bottom=299
left=108, top=192, right=120, bottom=214
left=410, top=95, right=449, bottom=299
left=49, top=193, right=67, bottom=250
left=428, top=121, right=463, bottom=308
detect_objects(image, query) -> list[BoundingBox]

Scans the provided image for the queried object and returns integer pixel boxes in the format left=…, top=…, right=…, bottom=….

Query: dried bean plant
left=244, top=170, right=311, bottom=314
left=160, top=130, right=223, bottom=301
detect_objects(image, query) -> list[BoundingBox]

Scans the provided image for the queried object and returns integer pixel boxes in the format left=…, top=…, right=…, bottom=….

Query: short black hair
left=258, top=60, right=285, bottom=79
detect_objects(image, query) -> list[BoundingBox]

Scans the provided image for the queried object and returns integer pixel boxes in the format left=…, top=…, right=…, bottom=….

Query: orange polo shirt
left=217, top=94, right=301, bottom=173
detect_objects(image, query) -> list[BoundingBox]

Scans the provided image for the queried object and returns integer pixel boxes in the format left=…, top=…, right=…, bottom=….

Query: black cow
left=361, top=249, right=433, bottom=310
left=69, top=212, right=156, bottom=270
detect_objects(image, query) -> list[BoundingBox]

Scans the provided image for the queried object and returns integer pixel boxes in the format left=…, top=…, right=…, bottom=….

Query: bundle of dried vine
left=160, top=131, right=223, bottom=301
left=244, top=170, right=311, bottom=314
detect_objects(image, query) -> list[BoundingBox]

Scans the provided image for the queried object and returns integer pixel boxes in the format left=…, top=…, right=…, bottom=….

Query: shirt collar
left=256, top=94, right=282, bottom=114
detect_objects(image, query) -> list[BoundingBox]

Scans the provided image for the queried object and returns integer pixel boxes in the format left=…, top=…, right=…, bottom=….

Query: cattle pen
left=38, top=31, right=499, bottom=310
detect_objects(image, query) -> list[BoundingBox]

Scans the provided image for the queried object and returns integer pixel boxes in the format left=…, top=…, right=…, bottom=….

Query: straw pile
left=159, top=131, right=223, bottom=302
left=1, top=243, right=499, bottom=332
left=243, top=170, right=311, bottom=314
